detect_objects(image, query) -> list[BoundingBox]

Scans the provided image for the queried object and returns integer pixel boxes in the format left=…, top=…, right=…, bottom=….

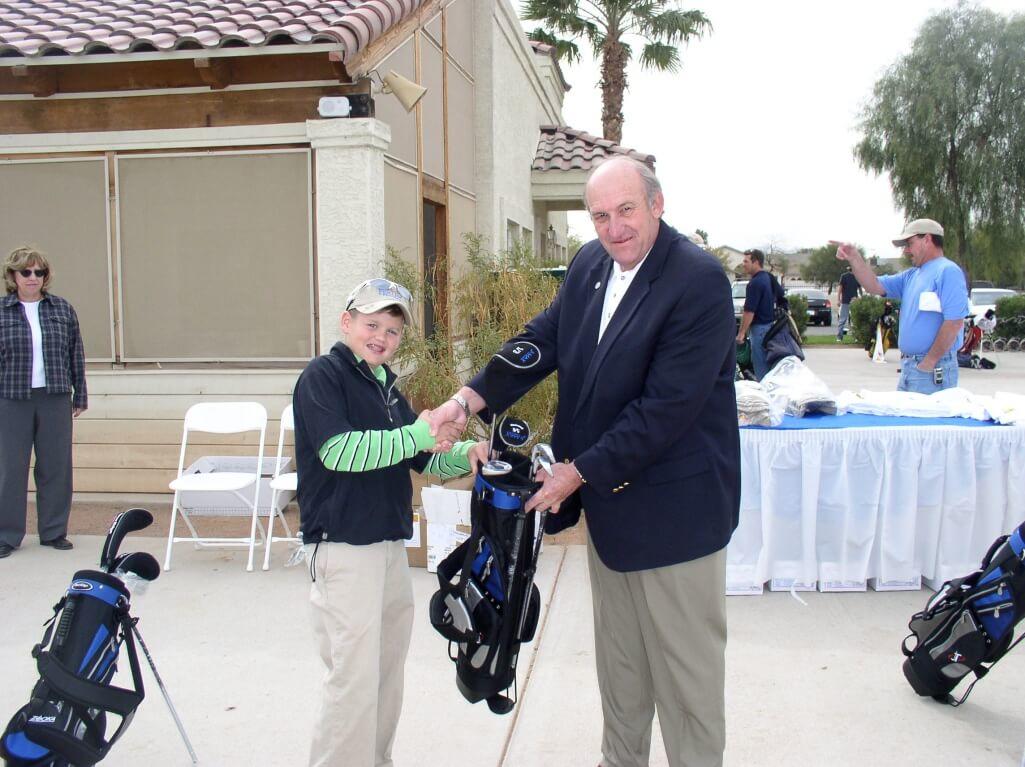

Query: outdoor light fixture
left=317, top=93, right=374, bottom=119
left=370, top=69, right=427, bottom=112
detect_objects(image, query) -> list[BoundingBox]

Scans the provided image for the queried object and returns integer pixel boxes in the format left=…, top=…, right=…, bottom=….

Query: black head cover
left=111, top=551, right=161, bottom=582
left=101, top=509, right=154, bottom=571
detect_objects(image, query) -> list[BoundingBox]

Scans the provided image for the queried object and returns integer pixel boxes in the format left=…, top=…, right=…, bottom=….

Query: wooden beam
left=0, top=84, right=371, bottom=134
left=327, top=50, right=349, bottom=82
left=0, top=52, right=355, bottom=97
left=346, top=0, right=446, bottom=79
left=194, top=57, right=231, bottom=90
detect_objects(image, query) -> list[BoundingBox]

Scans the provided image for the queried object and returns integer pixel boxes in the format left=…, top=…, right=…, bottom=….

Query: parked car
left=732, top=280, right=749, bottom=325
left=968, top=288, right=1016, bottom=320
left=786, top=287, right=832, bottom=326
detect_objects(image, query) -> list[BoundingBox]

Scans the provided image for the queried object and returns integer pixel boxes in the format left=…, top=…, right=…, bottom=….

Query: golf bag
left=902, top=521, right=1025, bottom=705
left=429, top=450, right=543, bottom=714
left=1, top=571, right=144, bottom=766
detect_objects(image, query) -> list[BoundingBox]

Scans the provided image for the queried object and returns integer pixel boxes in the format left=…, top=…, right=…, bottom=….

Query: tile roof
left=533, top=125, right=655, bottom=172
left=0, top=0, right=423, bottom=61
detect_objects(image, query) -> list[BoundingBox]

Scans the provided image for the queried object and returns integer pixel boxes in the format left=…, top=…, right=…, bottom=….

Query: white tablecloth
left=726, top=424, right=1025, bottom=593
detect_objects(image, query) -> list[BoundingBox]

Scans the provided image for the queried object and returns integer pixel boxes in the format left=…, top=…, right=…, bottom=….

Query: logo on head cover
left=70, top=580, right=93, bottom=592
left=498, top=416, right=531, bottom=448
left=493, top=341, right=541, bottom=370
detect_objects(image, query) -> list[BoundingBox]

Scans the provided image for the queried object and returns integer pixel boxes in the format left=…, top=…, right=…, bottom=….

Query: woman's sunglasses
left=17, top=269, right=48, bottom=278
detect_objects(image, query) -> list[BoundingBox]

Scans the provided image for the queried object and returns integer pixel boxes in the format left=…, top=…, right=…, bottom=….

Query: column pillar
left=307, top=118, right=392, bottom=353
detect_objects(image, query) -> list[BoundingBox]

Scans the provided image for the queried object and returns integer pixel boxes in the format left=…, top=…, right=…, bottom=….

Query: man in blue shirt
left=835, top=219, right=969, bottom=393
left=735, top=248, right=783, bottom=380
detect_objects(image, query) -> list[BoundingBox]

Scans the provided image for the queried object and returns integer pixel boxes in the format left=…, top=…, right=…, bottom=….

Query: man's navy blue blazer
left=470, top=221, right=740, bottom=572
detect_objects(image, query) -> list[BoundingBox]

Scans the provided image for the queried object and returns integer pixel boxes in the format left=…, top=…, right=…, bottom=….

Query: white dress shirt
left=598, top=251, right=651, bottom=342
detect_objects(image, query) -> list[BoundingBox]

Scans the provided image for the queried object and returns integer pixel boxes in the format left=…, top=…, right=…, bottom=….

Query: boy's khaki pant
left=308, top=540, right=413, bottom=767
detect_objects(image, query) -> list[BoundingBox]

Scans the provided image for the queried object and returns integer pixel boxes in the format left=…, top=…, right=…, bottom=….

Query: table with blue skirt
left=729, top=413, right=1025, bottom=594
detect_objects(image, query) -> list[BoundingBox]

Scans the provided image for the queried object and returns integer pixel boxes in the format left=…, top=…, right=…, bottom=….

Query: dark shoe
left=0, top=542, right=13, bottom=558
left=41, top=536, right=74, bottom=550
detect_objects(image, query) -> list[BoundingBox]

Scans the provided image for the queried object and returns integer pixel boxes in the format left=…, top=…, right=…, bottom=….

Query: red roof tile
left=533, top=125, right=655, bottom=172
left=0, top=0, right=423, bottom=61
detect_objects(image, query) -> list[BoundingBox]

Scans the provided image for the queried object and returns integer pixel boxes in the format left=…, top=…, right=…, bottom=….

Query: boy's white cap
left=345, top=279, right=413, bottom=324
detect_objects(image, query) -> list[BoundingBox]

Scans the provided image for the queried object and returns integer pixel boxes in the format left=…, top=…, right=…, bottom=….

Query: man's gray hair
left=583, top=156, right=661, bottom=210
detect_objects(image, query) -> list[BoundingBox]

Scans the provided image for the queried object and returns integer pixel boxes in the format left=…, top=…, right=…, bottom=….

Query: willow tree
left=523, top=1, right=711, bottom=144
left=855, top=5, right=1025, bottom=281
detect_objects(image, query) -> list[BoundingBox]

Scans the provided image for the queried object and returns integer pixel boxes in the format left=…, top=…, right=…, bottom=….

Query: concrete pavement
left=4, top=346, right=1025, bottom=765
left=2, top=537, right=1024, bottom=766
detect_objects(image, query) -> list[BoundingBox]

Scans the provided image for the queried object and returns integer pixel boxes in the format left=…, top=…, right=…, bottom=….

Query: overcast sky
left=534, top=0, right=1024, bottom=259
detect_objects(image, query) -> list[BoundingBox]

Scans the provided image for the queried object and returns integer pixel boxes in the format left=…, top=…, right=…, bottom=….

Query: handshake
left=417, top=388, right=581, bottom=514
left=416, top=388, right=486, bottom=473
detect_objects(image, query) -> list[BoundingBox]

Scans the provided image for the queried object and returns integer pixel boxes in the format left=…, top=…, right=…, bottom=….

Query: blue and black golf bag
left=902, top=521, right=1025, bottom=705
left=1, top=570, right=145, bottom=766
left=429, top=450, right=544, bottom=714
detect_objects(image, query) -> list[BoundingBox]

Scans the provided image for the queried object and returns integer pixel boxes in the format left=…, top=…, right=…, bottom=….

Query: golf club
left=530, top=443, right=555, bottom=478
left=129, top=624, right=199, bottom=765
left=100, top=508, right=154, bottom=571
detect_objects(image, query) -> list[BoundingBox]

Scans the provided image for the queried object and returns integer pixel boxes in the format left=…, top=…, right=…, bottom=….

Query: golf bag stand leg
left=131, top=623, right=199, bottom=764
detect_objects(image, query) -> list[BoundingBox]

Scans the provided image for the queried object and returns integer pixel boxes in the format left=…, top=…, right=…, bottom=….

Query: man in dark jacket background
left=429, top=156, right=740, bottom=767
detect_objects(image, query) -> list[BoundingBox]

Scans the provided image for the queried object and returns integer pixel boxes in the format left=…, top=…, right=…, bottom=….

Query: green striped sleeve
left=424, top=440, right=474, bottom=479
left=318, top=419, right=435, bottom=473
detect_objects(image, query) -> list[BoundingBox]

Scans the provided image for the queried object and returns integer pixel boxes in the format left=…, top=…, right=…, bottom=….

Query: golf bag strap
left=36, top=610, right=144, bottom=717
left=36, top=651, right=143, bottom=718
left=30, top=596, right=67, bottom=659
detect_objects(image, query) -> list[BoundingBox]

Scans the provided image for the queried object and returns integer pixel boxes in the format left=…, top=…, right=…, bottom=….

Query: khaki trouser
left=587, top=542, right=727, bottom=767
left=308, top=539, right=413, bottom=767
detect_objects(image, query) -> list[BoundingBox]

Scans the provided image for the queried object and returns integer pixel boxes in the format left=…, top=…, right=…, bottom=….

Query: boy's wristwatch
left=449, top=394, right=472, bottom=420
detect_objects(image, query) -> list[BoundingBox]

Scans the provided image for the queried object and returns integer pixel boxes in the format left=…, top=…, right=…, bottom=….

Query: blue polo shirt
left=878, top=257, right=969, bottom=355
left=743, top=270, right=779, bottom=325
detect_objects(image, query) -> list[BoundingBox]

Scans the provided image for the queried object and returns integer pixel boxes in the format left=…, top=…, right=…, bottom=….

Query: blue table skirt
left=743, top=412, right=1001, bottom=430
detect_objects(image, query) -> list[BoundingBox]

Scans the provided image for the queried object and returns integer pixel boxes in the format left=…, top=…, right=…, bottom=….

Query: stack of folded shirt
left=735, top=380, right=782, bottom=426
left=760, top=357, right=837, bottom=417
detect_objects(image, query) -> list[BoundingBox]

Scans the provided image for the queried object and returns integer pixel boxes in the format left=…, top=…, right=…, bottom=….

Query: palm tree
left=522, top=1, right=711, bottom=144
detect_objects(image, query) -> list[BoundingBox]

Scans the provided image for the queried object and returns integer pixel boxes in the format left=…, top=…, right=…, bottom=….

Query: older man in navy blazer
left=430, top=156, right=739, bottom=767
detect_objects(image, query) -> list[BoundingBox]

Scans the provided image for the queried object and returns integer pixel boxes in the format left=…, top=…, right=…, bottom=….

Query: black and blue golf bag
left=1, top=570, right=145, bottom=766
left=429, top=450, right=544, bottom=714
left=902, top=521, right=1025, bottom=705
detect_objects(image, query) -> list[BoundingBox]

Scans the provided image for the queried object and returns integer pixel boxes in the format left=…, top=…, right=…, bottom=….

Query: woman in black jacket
left=0, top=247, right=87, bottom=559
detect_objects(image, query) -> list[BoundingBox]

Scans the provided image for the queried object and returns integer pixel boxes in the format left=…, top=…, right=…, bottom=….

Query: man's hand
left=72, top=407, right=86, bottom=418
left=425, top=400, right=467, bottom=452
left=467, top=441, right=490, bottom=474
left=418, top=410, right=462, bottom=453
left=831, top=241, right=860, bottom=262
left=525, top=461, right=583, bottom=514
left=735, top=330, right=746, bottom=344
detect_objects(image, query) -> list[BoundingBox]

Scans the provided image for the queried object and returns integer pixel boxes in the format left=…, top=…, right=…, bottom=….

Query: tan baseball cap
left=892, top=218, right=943, bottom=246
left=345, top=278, right=413, bottom=324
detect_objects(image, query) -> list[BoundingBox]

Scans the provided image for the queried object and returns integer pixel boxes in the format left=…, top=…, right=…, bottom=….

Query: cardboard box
left=405, top=510, right=428, bottom=568
left=179, top=456, right=292, bottom=516
left=421, top=486, right=473, bottom=573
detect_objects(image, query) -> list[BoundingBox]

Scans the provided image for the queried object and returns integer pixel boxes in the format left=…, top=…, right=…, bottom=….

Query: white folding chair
left=164, top=402, right=268, bottom=572
left=262, top=403, right=300, bottom=570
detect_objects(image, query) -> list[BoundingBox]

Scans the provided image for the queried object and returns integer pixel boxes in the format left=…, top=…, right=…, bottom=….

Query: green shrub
left=991, top=295, right=1025, bottom=339
left=385, top=236, right=561, bottom=445
left=787, top=294, right=808, bottom=337
left=849, top=295, right=901, bottom=349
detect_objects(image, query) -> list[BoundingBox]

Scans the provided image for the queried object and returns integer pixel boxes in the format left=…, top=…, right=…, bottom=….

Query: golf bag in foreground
left=429, top=448, right=548, bottom=714
left=2, top=509, right=197, bottom=766
left=902, top=521, right=1025, bottom=706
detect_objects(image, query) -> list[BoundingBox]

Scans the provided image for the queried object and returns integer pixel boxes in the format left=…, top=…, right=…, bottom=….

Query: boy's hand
left=467, top=441, right=490, bottom=474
